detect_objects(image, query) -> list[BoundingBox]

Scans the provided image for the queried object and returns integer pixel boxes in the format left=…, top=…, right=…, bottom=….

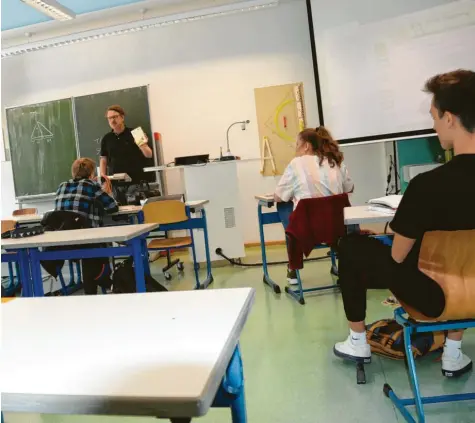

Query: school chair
left=142, top=200, right=206, bottom=289
left=143, top=195, right=186, bottom=280
left=1, top=220, right=22, bottom=296
left=384, top=230, right=475, bottom=423
left=12, top=207, right=38, bottom=216
left=284, top=195, right=350, bottom=305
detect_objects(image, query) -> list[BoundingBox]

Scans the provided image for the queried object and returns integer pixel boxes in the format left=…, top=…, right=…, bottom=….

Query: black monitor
left=174, top=154, right=210, bottom=166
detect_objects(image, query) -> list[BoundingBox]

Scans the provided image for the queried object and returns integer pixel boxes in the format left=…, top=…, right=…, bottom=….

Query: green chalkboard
left=6, top=99, right=78, bottom=197
left=74, top=86, right=155, bottom=180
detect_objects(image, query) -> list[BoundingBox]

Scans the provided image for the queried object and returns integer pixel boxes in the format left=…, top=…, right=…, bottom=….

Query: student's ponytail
left=314, top=126, right=344, bottom=168
left=299, top=127, right=344, bottom=168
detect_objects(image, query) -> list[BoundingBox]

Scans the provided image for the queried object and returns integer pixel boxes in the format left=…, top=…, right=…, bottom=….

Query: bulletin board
left=254, top=83, right=306, bottom=176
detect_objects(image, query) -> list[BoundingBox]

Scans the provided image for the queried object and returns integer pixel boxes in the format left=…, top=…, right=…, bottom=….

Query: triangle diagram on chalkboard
left=31, top=121, right=54, bottom=144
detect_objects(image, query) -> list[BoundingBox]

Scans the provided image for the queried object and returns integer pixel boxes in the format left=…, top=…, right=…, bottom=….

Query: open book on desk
left=367, top=195, right=402, bottom=214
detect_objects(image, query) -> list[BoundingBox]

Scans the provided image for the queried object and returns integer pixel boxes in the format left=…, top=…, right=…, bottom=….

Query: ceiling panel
left=1, top=0, right=146, bottom=31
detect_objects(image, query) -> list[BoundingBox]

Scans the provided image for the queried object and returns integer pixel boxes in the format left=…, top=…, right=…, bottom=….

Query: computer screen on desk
left=175, top=155, right=210, bottom=166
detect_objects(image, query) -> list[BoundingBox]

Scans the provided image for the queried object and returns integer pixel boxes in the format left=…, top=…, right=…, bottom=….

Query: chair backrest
left=142, top=200, right=188, bottom=225
left=1, top=220, right=16, bottom=234
left=143, top=194, right=184, bottom=205
left=12, top=208, right=38, bottom=216
left=285, top=194, right=351, bottom=269
left=402, top=230, right=475, bottom=321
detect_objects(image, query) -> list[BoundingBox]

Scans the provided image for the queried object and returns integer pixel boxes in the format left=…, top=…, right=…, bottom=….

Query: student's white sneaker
left=286, top=268, right=298, bottom=285
left=441, top=352, right=473, bottom=378
left=333, top=336, right=371, bottom=363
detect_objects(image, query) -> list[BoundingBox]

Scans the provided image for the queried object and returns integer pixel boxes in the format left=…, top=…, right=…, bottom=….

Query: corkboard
left=254, top=83, right=306, bottom=176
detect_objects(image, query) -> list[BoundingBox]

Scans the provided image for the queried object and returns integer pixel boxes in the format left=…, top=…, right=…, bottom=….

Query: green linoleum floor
left=4, top=247, right=475, bottom=423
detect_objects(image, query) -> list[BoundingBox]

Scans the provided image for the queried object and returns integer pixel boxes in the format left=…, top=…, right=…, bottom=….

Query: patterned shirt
left=275, top=155, right=354, bottom=207
left=55, top=178, right=119, bottom=227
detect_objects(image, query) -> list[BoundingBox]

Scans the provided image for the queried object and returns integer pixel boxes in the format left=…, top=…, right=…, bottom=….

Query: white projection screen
left=310, top=0, right=475, bottom=143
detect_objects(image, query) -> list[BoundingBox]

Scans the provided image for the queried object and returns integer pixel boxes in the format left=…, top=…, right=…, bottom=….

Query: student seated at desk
left=334, top=69, right=475, bottom=377
left=274, top=127, right=354, bottom=285
left=53, top=158, right=119, bottom=294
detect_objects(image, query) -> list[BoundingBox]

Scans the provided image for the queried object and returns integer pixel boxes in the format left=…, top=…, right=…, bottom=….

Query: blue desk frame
left=257, top=199, right=338, bottom=304
left=2, top=228, right=152, bottom=298
left=156, top=205, right=213, bottom=290
left=27, top=234, right=151, bottom=297
left=211, top=344, right=247, bottom=422
left=12, top=219, right=84, bottom=296
left=1, top=250, right=33, bottom=297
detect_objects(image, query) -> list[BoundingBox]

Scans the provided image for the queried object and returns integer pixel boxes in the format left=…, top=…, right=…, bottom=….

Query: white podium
left=145, top=161, right=245, bottom=263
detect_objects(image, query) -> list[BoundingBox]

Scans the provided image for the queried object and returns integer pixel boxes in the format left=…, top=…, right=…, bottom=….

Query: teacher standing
left=99, top=105, right=153, bottom=183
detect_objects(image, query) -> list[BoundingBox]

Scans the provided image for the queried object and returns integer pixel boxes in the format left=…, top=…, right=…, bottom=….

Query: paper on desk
left=367, top=205, right=396, bottom=215
left=367, top=195, right=402, bottom=210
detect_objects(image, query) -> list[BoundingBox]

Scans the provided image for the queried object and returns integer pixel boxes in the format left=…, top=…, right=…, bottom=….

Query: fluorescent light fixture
left=3, top=0, right=278, bottom=58
left=20, top=0, right=76, bottom=21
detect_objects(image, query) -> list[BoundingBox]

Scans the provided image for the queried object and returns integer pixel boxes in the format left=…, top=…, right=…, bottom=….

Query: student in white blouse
left=274, top=127, right=354, bottom=285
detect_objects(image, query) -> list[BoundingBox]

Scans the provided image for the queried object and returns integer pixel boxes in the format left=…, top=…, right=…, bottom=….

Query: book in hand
left=367, top=195, right=402, bottom=214
left=131, top=127, right=148, bottom=147
left=109, top=173, right=131, bottom=182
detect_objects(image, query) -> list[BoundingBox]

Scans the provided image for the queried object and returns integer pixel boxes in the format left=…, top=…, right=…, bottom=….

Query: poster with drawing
left=254, top=83, right=306, bottom=176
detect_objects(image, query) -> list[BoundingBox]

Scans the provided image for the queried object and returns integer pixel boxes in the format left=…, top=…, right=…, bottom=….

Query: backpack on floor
left=366, top=319, right=445, bottom=360
left=112, top=258, right=167, bottom=293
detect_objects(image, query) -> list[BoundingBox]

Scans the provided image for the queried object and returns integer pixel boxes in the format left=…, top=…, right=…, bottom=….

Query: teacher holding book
left=100, top=105, right=153, bottom=203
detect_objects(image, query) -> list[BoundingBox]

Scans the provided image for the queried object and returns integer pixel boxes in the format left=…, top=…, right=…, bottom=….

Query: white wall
left=1, top=0, right=388, bottom=243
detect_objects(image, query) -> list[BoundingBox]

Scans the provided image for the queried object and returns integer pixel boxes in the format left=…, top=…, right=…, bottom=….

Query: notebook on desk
left=367, top=195, right=402, bottom=214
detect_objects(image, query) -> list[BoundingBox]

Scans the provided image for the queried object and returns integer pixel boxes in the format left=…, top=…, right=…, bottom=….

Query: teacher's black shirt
left=390, top=154, right=475, bottom=268
left=100, top=127, right=147, bottom=183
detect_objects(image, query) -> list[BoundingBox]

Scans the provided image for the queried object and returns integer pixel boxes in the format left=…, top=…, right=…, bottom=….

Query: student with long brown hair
left=274, top=126, right=354, bottom=284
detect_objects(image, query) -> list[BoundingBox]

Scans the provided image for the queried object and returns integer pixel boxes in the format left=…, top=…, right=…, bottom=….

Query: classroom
left=1, top=0, right=475, bottom=422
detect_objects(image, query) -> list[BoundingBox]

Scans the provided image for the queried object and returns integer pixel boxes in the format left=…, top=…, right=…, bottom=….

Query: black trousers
left=338, top=234, right=445, bottom=322
left=82, top=258, right=112, bottom=295
left=41, top=255, right=111, bottom=295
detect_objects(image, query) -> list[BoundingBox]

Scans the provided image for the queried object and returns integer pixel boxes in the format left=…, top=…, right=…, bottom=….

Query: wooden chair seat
left=1, top=220, right=16, bottom=234
left=148, top=236, right=192, bottom=250
left=399, top=230, right=475, bottom=322
left=12, top=208, right=37, bottom=216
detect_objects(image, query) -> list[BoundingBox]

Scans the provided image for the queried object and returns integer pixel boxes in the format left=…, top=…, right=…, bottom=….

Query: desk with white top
left=253, top=195, right=339, bottom=303
left=9, top=203, right=204, bottom=226
left=2, top=224, right=159, bottom=296
left=343, top=205, right=394, bottom=226
left=1, top=288, right=255, bottom=422
left=9, top=205, right=144, bottom=227
left=254, top=198, right=394, bottom=294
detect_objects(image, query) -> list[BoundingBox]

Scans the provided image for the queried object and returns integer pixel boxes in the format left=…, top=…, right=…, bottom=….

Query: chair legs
left=385, top=310, right=475, bottom=422
left=285, top=248, right=340, bottom=305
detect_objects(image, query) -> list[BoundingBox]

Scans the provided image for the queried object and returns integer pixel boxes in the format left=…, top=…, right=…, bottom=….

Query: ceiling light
left=3, top=0, right=278, bottom=58
left=20, top=0, right=76, bottom=21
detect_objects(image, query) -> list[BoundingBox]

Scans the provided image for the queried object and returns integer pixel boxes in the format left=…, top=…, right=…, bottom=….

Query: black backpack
left=112, top=258, right=167, bottom=293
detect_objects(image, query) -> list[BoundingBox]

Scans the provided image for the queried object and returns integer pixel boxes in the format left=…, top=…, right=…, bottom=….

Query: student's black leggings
left=338, top=234, right=446, bottom=322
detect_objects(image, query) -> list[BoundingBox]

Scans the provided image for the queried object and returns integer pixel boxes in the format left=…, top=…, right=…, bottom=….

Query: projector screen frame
left=305, top=0, right=443, bottom=145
